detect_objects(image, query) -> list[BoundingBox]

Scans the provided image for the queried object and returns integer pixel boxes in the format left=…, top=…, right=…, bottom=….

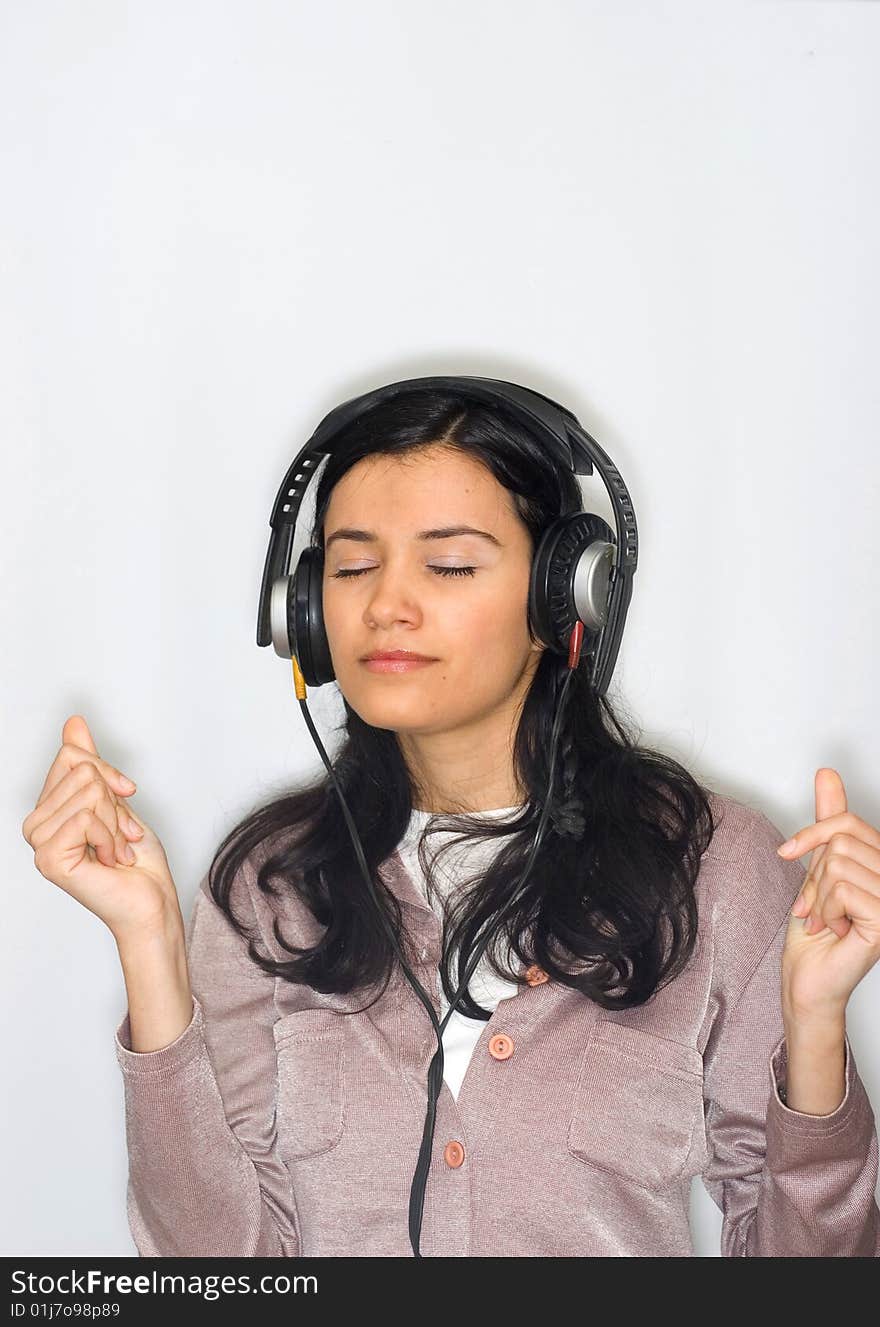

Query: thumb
left=815, top=766, right=847, bottom=822
left=63, top=713, right=98, bottom=755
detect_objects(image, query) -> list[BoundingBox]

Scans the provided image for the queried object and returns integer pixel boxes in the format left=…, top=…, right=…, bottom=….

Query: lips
left=362, top=651, right=437, bottom=662
left=361, top=650, right=438, bottom=673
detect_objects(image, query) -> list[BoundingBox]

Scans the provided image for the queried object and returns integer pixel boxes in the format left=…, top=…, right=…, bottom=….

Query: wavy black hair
left=207, top=387, right=721, bottom=1015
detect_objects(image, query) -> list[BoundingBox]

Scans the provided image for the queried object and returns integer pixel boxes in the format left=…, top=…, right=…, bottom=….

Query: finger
left=810, top=768, right=847, bottom=892
left=22, top=785, right=142, bottom=853
left=47, top=714, right=134, bottom=808
left=30, top=776, right=134, bottom=867
left=777, top=811, right=880, bottom=860
left=815, top=766, right=847, bottom=824
left=807, top=849, right=880, bottom=922
left=27, top=769, right=134, bottom=867
left=800, top=836, right=880, bottom=919
left=809, top=877, right=879, bottom=937
left=805, top=910, right=852, bottom=940
left=791, top=841, right=828, bottom=916
left=62, top=714, right=99, bottom=755
left=789, top=819, right=880, bottom=916
left=818, top=833, right=880, bottom=877
left=35, top=743, right=137, bottom=810
left=124, top=806, right=145, bottom=838
left=25, top=761, right=121, bottom=840
left=792, top=876, right=814, bottom=916
left=33, top=806, right=121, bottom=878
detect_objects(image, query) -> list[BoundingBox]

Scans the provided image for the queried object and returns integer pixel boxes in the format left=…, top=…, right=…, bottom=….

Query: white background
left=3, top=0, right=878, bottom=1256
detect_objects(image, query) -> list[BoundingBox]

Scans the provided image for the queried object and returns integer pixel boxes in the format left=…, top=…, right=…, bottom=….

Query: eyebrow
left=324, top=525, right=503, bottom=551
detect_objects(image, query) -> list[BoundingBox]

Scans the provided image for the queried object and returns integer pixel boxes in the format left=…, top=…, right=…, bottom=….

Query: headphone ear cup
left=529, top=512, right=616, bottom=657
left=290, top=545, right=336, bottom=686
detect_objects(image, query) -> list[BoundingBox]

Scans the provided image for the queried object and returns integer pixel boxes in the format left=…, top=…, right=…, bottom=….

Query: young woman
left=23, top=386, right=880, bottom=1257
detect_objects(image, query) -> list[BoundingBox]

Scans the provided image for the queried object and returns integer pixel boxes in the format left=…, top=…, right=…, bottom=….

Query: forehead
left=324, top=446, right=517, bottom=525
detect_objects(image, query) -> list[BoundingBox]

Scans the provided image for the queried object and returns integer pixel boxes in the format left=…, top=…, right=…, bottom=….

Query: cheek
left=446, top=580, right=529, bottom=636
left=442, top=606, right=533, bottom=687
left=322, top=588, right=364, bottom=649
left=321, top=593, right=344, bottom=640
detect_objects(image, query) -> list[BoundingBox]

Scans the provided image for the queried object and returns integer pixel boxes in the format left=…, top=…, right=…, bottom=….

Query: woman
left=23, top=385, right=880, bottom=1257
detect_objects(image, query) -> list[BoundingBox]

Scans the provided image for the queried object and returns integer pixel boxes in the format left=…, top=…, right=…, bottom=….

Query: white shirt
left=395, top=803, right=525, bottom=1100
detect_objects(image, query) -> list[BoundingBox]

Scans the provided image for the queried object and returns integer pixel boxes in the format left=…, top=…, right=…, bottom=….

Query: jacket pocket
left=272, top=1008, right=346, bottom=1160
left=567, top=1019, right=707, bottom=1191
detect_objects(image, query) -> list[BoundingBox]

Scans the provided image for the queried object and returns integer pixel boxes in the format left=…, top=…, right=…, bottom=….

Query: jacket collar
left=377, top=848, right=433, bottom=917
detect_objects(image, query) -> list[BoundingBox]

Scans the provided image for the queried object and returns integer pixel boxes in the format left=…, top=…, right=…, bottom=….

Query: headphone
left=256, top=375, right=638, bottom=1256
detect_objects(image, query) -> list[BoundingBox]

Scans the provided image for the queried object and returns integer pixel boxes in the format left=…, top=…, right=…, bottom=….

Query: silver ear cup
left=572, top=540, right=616, bottom=631
left=270, top=574, right=295, bottom=658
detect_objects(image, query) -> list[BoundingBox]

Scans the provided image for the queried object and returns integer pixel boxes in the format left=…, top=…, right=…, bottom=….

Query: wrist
left=780, top=1012, right=847, bottom=1115
left=113, top=904, right=186, bottom=957
left=782, top=1003, right=847, bottom=1037
left=115, top=921, right=194, bottom=1054
left=782, top=1007, right=847, bottom=1057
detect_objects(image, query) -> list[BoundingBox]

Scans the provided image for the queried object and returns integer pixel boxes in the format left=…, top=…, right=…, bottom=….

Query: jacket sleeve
left=114, top=853, right=302, bottom=1257
left=700, top=809, right=880, bottom=1257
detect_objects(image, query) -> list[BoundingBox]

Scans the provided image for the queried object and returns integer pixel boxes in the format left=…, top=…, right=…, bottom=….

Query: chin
left=343, top=688, right=436, bottom=726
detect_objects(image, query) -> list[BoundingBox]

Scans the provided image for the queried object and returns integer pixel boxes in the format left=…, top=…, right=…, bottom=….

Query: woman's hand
left=21, top=714, right=181, bottom=943
left=779, top=767, right=880, bottom=1022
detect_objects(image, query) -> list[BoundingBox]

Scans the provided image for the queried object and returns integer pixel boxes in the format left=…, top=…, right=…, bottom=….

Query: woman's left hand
left=779, top=768, right=880, bottom=1022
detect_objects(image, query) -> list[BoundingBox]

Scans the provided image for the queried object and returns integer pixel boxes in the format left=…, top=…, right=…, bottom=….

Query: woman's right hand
left=21, top=714, right=182, bottom=943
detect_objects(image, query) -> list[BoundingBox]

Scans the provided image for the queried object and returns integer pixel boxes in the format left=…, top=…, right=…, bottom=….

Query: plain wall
left=3, top=0, right=878, bottom=1255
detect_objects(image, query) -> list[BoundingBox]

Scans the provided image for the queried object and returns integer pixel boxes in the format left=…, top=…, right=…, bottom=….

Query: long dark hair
left=207, top=387, right=721, bottom=1015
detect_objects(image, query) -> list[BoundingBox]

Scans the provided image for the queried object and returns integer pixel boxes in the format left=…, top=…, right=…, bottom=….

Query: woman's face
left=321, top=444, right=544, bottom=740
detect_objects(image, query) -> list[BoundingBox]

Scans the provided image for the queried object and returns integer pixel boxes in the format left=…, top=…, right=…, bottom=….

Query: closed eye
left=331, top=566, right=477, bottom=580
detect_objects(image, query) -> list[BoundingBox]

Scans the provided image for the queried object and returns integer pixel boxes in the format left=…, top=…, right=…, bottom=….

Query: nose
left=359, top=562, right=424, bottom=630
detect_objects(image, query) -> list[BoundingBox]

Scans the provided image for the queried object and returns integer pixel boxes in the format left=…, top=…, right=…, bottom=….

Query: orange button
left=525, top=964, right=549, bottom=986
left=444, top=1140, right=465, bottom=1168
left=488, top=1032, right=514, bottom=1060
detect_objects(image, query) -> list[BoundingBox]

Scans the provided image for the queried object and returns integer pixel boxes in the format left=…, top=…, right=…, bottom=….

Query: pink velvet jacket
left=114, top=792, right=880, bottom=1257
